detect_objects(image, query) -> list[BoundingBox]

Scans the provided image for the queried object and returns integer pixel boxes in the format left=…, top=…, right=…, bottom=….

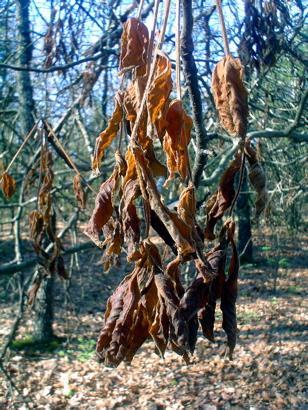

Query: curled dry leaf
left=121, top=179, right=141, bottom=261
left=163, top=99, right=193, bottom=182
left=84, top=169, right=120, bottom=248
left=245, top=142, right=268, bottom=218
left=123, top=149, right=137, bottom=187
left=119, top=17, right=149, bottom=76
left=73, top=174, right=86, bottom=209
left=144, top=142, right=167, bottom=178
left=102, top=218, right=123, bottom=272
left=147, top=52, right=172, bottom=138
left=92, top=93, right=123, bottom=173
left=212, top=55, right=248, bottom=138
left=1, top=172, right=16, bottom=198
left=29, top=210, right=44, bottom=249
left=38, top=150, right=54, bottom=223
left=96, top=240, right=190, bottom=366
left=220, top=220, right=239, bottom=359
left=178, top=184, right=196, bottom=227
left=204, top=153, right=241, bottom=240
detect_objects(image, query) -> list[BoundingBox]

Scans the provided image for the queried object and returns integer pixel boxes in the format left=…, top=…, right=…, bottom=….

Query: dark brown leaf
left=84, top=170, right=119, bottom=248
left=204, top=154, right=241, bottom=240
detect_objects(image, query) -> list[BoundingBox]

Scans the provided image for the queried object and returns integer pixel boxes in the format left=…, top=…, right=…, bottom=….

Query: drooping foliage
left=83, top=16, right=267, bottom=366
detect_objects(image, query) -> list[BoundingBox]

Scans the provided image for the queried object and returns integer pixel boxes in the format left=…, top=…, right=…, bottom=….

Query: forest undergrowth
left=0, top=229, right=307, bottom=410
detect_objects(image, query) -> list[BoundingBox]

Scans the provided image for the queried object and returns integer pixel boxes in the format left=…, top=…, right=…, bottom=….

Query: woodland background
left=0, top=0, right=307, bottom=408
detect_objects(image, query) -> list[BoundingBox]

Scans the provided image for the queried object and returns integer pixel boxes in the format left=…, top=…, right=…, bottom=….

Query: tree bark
left=33, top=271, right=54, bottom=343
left=15, top=0, right=35, bottom=134
left=181, top=0, right=208, bottom=188
left=32, top=211, right=57, bottom=343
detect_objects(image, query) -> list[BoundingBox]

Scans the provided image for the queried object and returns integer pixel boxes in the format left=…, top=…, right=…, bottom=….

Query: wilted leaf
left=92, top=93, right=123, bottom=173
left=212, top=55, right=248, bottom=138
left=119, top=17, right=149, bottom=76
left=147, top=52, right=172, bottom=138
left=121, top=179, right=141, bottom=261
left=145, top=142, right=167, bottom=178
left=73, top=174, right=86, bottom=209
left=163, top=99, right=193, bottom=182
left=220, top=220, right=239, bottom=359
left=1, top=172, right=16, bottom=198
left=204, top=154, right=241, bottom=240
left=29, top=210, right=44, bottom=248
left=177, top=184, right=196, bottom=227
left=102, top=218, right=123, bottom=272
left=84, top=170, right=119, bottom=247
left=38, top=149, right=53, bottom=223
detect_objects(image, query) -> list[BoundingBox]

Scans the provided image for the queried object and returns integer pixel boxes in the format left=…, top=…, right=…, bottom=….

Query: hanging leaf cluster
left=84, top=17, right=268, bottom=367
left=211, top=54, right=268, bottom=216
left=238, top=0, right=299, bottom=71
left=28, top=137, right=68, bottom=304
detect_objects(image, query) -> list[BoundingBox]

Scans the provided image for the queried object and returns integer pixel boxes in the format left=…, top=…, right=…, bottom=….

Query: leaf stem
left=176, top=0, right=182, bottom=100
left=1, top=121, right=39, bottom=179
left=216, top=0, right=230, bottom=56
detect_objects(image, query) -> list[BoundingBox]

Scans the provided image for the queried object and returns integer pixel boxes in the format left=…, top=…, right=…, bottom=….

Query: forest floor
left=0, top=230, right=307, bottom=409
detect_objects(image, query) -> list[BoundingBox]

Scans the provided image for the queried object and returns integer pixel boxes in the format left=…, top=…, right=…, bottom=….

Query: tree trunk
left=33, top=272, right=54, bottom=343
left=15, top=0, right=35, bottom=134
left=237, top=170, right=253, bottom=262
left=32, top=211, right=57, bottom=343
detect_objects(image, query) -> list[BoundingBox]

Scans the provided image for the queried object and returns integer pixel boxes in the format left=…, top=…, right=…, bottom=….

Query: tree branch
left=0, top=52, right=115, bottom=73
left=181, top=0, right=208, bottom=188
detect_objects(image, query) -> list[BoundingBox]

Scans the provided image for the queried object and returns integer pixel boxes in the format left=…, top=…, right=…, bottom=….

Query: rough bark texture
left=237, top=170, right=253, bottom=262
left=33, top=272, right=54, bottom=343
left=16, top=0, right=36, bottom=134
left=181, top=0, right=208, bottom=188
left=32, top=212, right=57, bottom=342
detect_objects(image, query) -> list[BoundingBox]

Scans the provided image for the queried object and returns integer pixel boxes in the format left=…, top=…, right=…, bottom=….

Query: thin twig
left=0, top=121, right=38, bottom=180
left=215, top=0, right=230, bottom=56
left=137, top=0, right=145, bottom=19
left=176, top=0, right=182, bottom=100
left=44, top=121, right=96, bottom=194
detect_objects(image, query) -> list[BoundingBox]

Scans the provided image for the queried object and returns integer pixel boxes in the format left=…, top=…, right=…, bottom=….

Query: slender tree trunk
left=15, top=0, right=35, bottom=134
left=16, top=0, right=54, bottom=343
left=237, top=170, right=253, bottom=262
left=33, top=272, right=54, bottom=343
left=32, top=211, right=56, bottom=343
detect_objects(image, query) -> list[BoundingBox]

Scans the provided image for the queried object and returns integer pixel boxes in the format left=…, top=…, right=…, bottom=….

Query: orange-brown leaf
left=119, top=18, right=149, bottom=76
left=147, top=52, right=172, bottom=138
left=1, top=172, right=16, bottom=198
left=177, top=184, right=196, bottom=227
left=73, top=174, right=86, bottom=209
left=163, top=99, right=193, bottom=182
left=92, top=94, right=123, bottom=173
